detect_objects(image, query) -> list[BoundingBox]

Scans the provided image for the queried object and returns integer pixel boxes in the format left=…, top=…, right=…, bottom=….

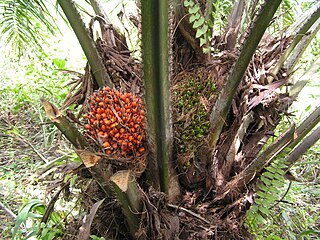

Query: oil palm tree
left=4, top=0, right=320, bottom=239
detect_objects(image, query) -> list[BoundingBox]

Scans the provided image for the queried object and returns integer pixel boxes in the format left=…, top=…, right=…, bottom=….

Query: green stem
left=289, top=58, right=320, bottom=99
left=41, top=99, right=88, bottom=149
left=141, top=0, right=171, bottom=193
left=272, top=4, right=320, bottom=76
left=285, top=18, right=320, bottom=71
left=288, top=105, right=320, bottom=150
left=110, top=171, right=142, bottom=238
left=57, top=0, right=112, bottom=88
left=209, top=0, right=283, bottom=150
left=286, top=125, right=320, bottom=166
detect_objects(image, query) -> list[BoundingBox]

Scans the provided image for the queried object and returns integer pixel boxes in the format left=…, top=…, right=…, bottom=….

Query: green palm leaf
left=0, top=0, right=58, bottom=55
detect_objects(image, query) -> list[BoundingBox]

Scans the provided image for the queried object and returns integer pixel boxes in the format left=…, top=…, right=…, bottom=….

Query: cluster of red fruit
left=84, top=86, right=145, bottom=156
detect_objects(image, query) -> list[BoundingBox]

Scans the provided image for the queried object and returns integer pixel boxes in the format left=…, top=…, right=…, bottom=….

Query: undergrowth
left=0, top=38, right=83, bottom=239
left=245, top=110, right=320, bottom=239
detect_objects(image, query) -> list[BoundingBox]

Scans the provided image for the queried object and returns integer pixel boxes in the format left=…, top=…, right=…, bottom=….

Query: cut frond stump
left=41, top=99, right=89, bottom=149
left=110, top=170, right=142, bottom=238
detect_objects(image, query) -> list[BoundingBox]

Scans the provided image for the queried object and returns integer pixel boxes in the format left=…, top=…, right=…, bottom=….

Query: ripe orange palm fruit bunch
left=83, top=86, right=145, bottom=157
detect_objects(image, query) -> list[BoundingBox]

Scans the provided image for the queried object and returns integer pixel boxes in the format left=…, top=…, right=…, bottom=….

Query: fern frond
left=246, top=158, right=289, bottom=233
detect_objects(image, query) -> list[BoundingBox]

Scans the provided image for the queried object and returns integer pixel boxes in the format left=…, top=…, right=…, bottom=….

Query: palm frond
left=286, top=125, right=320, bottom=166
left=289, top=58, right=320, bottom=99
left=141, top=0, right=171, bottom=193
left=57, top=0, right=112, bottom=88
left=272, top=2, right=320, bottom=75
left=288, top=105, right=320, bottom=150
left=0, top=0, right=58, bottom=55
left=285, top=18, right=320, bottom=70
